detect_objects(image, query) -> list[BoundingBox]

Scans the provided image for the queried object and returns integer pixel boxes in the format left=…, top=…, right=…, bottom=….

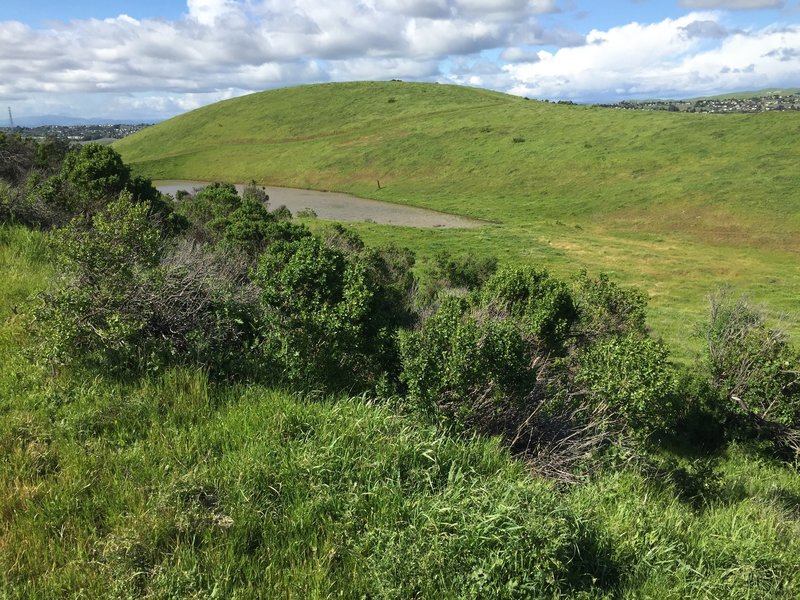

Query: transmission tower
left=7, top=107, right=13, bottom=128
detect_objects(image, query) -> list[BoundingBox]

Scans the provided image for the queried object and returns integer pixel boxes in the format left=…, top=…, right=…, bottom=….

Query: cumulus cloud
left=1, top=1, right=799, bottom=119
left=0, top=0, right=573, bottom=117
left=504, top=13, right=800, bottom=100
left=501, top=47, right=543, bottom=62
left=680, top=19, right=732, bottom=38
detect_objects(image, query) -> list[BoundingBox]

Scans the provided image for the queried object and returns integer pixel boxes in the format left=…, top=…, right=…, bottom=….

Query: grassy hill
left=115, top=81, right=800, bottom=355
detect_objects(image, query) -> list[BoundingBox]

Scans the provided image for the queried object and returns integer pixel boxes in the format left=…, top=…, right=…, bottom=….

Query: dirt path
left=155, top=180, right=482, bottom=229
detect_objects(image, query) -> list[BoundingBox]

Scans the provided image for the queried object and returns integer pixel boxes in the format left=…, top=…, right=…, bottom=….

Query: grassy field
left=3, top=224, right=800, bottom=597
left=115, top=81, right=800, bottom=357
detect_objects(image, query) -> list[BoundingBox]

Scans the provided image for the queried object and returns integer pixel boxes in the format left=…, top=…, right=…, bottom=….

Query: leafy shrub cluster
left=1, top=136, right=184, bottom=232
left=5, top=139, right=798, bottom=463
left=34, top=194, right=258, bottom=377
left=701, top=289, right=800, bottom=454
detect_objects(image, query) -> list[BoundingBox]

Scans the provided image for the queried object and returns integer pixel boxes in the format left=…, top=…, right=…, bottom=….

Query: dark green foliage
left=176, top=182, right=294, bottom=254
left=416, top=250, right=498, bottom=309
left=58, top=143, right=132, bottom=209
left=270, top=204, right=293, bottom=221
left=33, top=138, right=70, bottom=176
left=0, top=134, right=70, bottom=226
left=572, top=270, right=648, bottom=340
left=400, top=266, right=578, bottom=436
left=177, top=182, right=241, bottom=236
left=480, top=266, right=577, bottom=352
left=433, top=250, right=498, bottom=291
left=401, top=264, right=684, bottom=448
left=576, top=334, right=678, bottom=435
left=220, top=196, right=275, bottom=255
left=6, top=142, right=185, bottom=233
left=400, top=296, right=537, bottom=418
left=34, top=192, right=163, bottom=371
left=255, top=225, right=415, bottom=392
left=0, top=132, right=38, bottom=185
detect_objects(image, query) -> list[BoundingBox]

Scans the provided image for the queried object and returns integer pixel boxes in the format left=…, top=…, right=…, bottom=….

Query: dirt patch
left=156, top=180, right=483, bottom=229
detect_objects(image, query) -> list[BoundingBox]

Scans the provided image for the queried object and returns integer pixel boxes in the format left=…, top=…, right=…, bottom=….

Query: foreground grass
left=116, top=81, right=800, bottom=355
left=2, top=225, right=799, bottom=598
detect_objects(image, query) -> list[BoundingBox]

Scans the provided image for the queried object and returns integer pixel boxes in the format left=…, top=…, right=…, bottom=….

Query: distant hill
left=692, top=88, right=800, bottom=100
left=115, top=81, right=800, bottom=354
left=8, top=115, right=157, bottom=127
left=115, top=80, right=800, bottom=230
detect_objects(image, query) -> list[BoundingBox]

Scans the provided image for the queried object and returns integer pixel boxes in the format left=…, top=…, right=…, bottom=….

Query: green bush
left=572, top=270, right=648, bottom=340
left=433, top=250, right=498, bottom=290
left=255, top=225, right=415, bottom=392
left=480, top=266, right=577, bottom=352
left=576, top=334, right=678, bottom=436
left=400, top=296, right=537, bottom=419
left=400, top=266, right=578, bottom=433
left=33, top=192, right=256, bottom=376
left=701, top=290, right=800, bottom=454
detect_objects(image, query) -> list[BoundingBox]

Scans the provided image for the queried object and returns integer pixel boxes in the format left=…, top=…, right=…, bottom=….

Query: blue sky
left=1, top=1, right=798, bottom=120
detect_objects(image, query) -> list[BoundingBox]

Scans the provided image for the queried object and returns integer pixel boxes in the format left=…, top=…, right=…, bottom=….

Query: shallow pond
left=155, top=180, right=482, bottom=229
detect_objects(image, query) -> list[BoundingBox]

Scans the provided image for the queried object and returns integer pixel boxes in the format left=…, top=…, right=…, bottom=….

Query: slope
left=115, top=81, right=800, bottom=353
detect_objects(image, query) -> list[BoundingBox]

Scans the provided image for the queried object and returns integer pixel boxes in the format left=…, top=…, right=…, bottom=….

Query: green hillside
left=116, top=81, right=800, bottom=354
left=4, top=224, right=800, bottom=598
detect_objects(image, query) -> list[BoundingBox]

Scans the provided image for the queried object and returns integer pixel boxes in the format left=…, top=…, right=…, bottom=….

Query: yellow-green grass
left=116, top=81, right=800, bottom=355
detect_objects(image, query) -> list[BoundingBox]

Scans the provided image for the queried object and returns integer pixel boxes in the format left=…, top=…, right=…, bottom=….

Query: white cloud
left=504, top=13, right=800, bottom=100
left=187, top=0, right=239, bottom=26
left=0, top=0, right=572, bottom=118
left=500, top=47, right=542, bottom=62
left=1, top=1, right=798, bottom=119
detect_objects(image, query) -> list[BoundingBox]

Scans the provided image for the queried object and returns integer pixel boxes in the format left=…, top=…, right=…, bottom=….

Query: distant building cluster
left=596, top=94, right=800, bottom=114
left=0, top=123, right=150, bottom=142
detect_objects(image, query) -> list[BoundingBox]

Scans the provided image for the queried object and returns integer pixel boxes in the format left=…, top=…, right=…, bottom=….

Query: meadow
left=2, top=82, right=799, bottom=598
left=115, top=81, right=800, bottom=356
left=2, top=223, right=800, bottom=598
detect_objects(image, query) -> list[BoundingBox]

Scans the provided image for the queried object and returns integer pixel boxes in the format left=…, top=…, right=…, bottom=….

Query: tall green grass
left=2, top=226, right=799, bottom=598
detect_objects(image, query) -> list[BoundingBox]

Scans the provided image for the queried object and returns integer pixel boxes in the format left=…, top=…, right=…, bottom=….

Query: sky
left=1, top=0, right=799, bottom=120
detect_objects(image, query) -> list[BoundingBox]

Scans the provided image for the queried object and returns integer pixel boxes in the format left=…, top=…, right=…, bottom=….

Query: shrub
left=34, top=192, right=163, bottom=371
left=576, top=334, right=677, bottom=436
left=702, top=289, right=800, bottom=452
left=401, top=266, right=576, bottom=425
left=572, top=270, right=648, bottom=341
left=480, top=266, right=577, bottom=353
left=14, top=143, right=184, bottom=233
left=254, top=226, right=416, bottom=392
left=430, top=250, right=498, bottom=291
left=400, top=296, right=537, bottom=418
left=296, top=207, right=317, bottom=218
left=33, top=192, right=256, bottom=376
